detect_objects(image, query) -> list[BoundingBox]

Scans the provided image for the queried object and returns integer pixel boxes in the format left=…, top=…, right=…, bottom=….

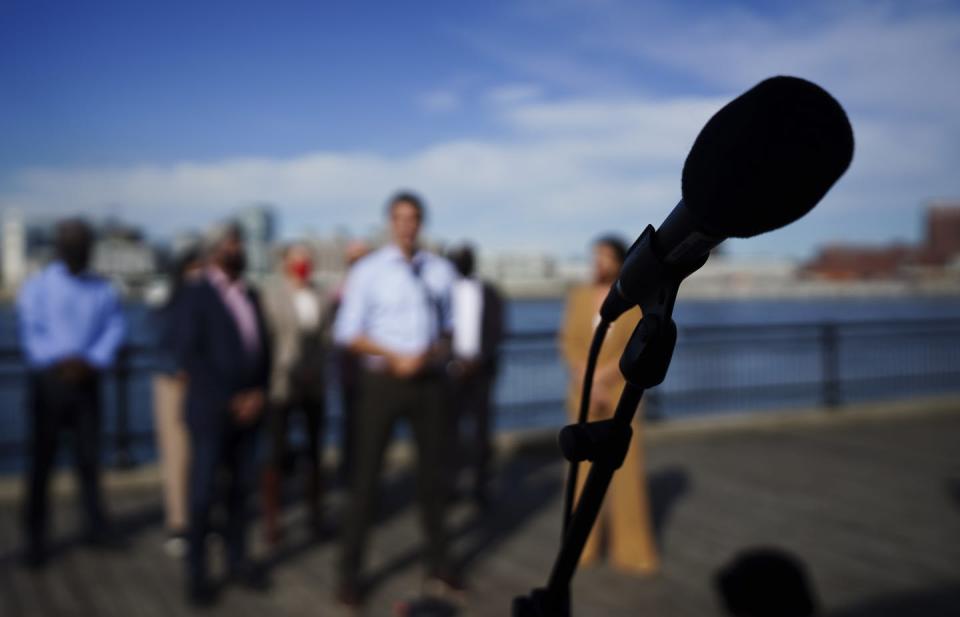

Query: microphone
left=601, top=76, right=855, bottom=321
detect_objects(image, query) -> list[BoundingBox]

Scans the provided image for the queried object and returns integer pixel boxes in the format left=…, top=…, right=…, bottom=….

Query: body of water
left=507, top=296, right=960, bottom=332
left=1, top=295, right=959, bottom=472
left=498, top=296, right=960, bottom=423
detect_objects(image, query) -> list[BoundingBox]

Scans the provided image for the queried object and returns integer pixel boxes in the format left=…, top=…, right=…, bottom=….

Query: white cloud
left=4, top=79, right=956, bottom=257
left=417, top=89, right=462, bottom=113
left=485, top=83, right=544, bottom=105
left=0, top=95, right=715, bottom=252
left=3, top=1, right=959, bottom=258
left=450, top=0, right=960, bottom=254
left=599, top=2, right=960, bottom=116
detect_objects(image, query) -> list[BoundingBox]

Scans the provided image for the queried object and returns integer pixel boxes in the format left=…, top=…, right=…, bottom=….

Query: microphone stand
left=513, top=276, right=682, bottom=617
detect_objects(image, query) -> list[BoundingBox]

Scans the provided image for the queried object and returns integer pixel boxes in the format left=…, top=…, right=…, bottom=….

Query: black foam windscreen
left=681, top=76, right=854, bottom=238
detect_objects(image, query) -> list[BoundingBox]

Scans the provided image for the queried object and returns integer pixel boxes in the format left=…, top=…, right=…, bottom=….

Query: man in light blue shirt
left=333, top=192, right=462, bottom=608
left=16, top=219, right=126, bottom=567
left=333, top=239, right=455, bottom=371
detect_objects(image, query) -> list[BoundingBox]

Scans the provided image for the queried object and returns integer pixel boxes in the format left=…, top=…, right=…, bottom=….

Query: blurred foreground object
left=716, top=548, right=819, bottom=617
left=518, top=76, right=854, bottom=616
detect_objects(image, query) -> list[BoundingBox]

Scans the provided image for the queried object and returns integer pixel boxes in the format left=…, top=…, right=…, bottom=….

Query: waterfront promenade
left=1, top=397, right=958, bottom=616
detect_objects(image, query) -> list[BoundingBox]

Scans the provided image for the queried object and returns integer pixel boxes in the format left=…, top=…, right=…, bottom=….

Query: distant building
left=923, top=202, right=960, bottom=265
left=5, top=214, right=58, bottom=288
left=688, top=255, right=797, bottom=287
left=803, top=201, right=960, bottom=280
left=304, top=233, right=352, bottom=288
left=236, top=204, right=276, bottom=278
left=484, top=252, right=556, bottom=283
left=554, top=257, right=591, bottom=284
left=92, top=220, right=158, bottom=292
left=1, top=212, right=159, bottom=295
left=802, top=244, right=914, bottom=280
left=478, top=252, right=573, bottom=297
left=171, top=230, right=204, bottom=258
left=1, top=209, right=27, bottom=291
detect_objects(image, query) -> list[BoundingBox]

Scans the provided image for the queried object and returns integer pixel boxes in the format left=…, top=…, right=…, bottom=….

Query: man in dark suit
left=174, top=222, right=271, bottom=606
left=447, top=244, right=505, bottom=508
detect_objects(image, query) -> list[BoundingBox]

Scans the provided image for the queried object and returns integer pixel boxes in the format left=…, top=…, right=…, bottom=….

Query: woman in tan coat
left=559, top=235, right=659, bottom=575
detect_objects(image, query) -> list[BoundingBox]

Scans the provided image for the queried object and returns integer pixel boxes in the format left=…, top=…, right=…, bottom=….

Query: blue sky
left=2, top=0, right=959, bottom=259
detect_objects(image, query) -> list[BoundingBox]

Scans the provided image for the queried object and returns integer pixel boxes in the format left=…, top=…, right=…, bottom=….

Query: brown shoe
left=423, top=570, right=467, bottom=604
left=335, top=582, right=364, bottom=612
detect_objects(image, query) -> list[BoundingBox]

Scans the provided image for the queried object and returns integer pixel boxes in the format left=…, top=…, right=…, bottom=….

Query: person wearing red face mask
left=260, top=242, right=331, bottom=546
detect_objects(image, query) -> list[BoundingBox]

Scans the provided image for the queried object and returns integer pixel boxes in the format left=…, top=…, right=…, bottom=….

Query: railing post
left=113, top=346, right=135, bottom=469
left=820, top=324, right=841, bottom=409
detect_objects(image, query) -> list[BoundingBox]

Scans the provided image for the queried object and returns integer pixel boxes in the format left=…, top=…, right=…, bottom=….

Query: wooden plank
left=0, top=410, right=957, bottom=616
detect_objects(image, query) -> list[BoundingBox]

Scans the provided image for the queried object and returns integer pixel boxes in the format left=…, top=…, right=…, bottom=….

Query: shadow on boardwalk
left=0, top=406, right=958, bottom=617
left=827, top=584, right=960, bottom=617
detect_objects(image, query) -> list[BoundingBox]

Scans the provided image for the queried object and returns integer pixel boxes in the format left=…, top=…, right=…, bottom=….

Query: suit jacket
left=260, top=275, right=329, bottom=404
left=479, top=281, right=506, bottom=375
left=174, top=278, right=271, bottom=433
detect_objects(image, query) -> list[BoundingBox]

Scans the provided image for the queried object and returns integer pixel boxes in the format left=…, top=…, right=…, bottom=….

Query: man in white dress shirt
left=333, top=192, right=461, bottom=607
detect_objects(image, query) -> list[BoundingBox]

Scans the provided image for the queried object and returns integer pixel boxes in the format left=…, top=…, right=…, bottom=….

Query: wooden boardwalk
left=1, top=404, right=959, bottom=617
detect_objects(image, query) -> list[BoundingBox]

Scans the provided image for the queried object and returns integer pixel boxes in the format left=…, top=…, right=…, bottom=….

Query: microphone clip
left=599, top=225, right=708, bottom=322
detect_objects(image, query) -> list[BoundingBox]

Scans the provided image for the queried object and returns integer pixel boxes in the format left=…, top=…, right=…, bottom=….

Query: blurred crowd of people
left=14, top=191, right=660, bottom=611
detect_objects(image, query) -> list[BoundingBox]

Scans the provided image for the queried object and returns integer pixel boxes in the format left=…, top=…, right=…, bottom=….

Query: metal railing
left=1, top=317, right=959, bottom=471
left=492, top=317, right=960, bottom=427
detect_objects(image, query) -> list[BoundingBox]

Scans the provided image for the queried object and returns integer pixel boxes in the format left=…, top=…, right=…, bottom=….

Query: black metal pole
left=820, top=323, right=840, bottom=409
left=515, top=303, right=679, bottom=617
left=546, top=384, right=643, bottom=602
left=562, top=321, right=610, bottom=536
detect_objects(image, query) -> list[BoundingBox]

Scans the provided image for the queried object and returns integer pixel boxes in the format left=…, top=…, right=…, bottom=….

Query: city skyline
left=4, top=200, right=958, bottom=303
left=2, top=1, right=959, bottom=259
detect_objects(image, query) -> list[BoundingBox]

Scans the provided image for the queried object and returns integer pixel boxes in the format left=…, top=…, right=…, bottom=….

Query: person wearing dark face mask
left=16, top=218, right=127, bottom=567
left=173, top=222, right=272, bottom=606
left=260, top=243, right=331, bottom=546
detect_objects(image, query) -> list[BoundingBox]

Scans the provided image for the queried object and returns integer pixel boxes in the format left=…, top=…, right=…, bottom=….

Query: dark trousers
left=338, top=381, right=359, bottom=485
left=24, top=370, right=105, bottom=549
left=339, top=371, right=449, bottom=586
left=187, top=421, right=258, bottom=582
left=337, top=350, right=362, bottom=485
left=452, top=370, right=495, bottom=498
left=267, top=392, right=325, bottom=469
left=266, top=390, right=325, bottom=517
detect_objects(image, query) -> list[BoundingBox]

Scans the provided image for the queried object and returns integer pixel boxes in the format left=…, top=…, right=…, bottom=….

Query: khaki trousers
left=152, top=374, right=190, bottom=532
